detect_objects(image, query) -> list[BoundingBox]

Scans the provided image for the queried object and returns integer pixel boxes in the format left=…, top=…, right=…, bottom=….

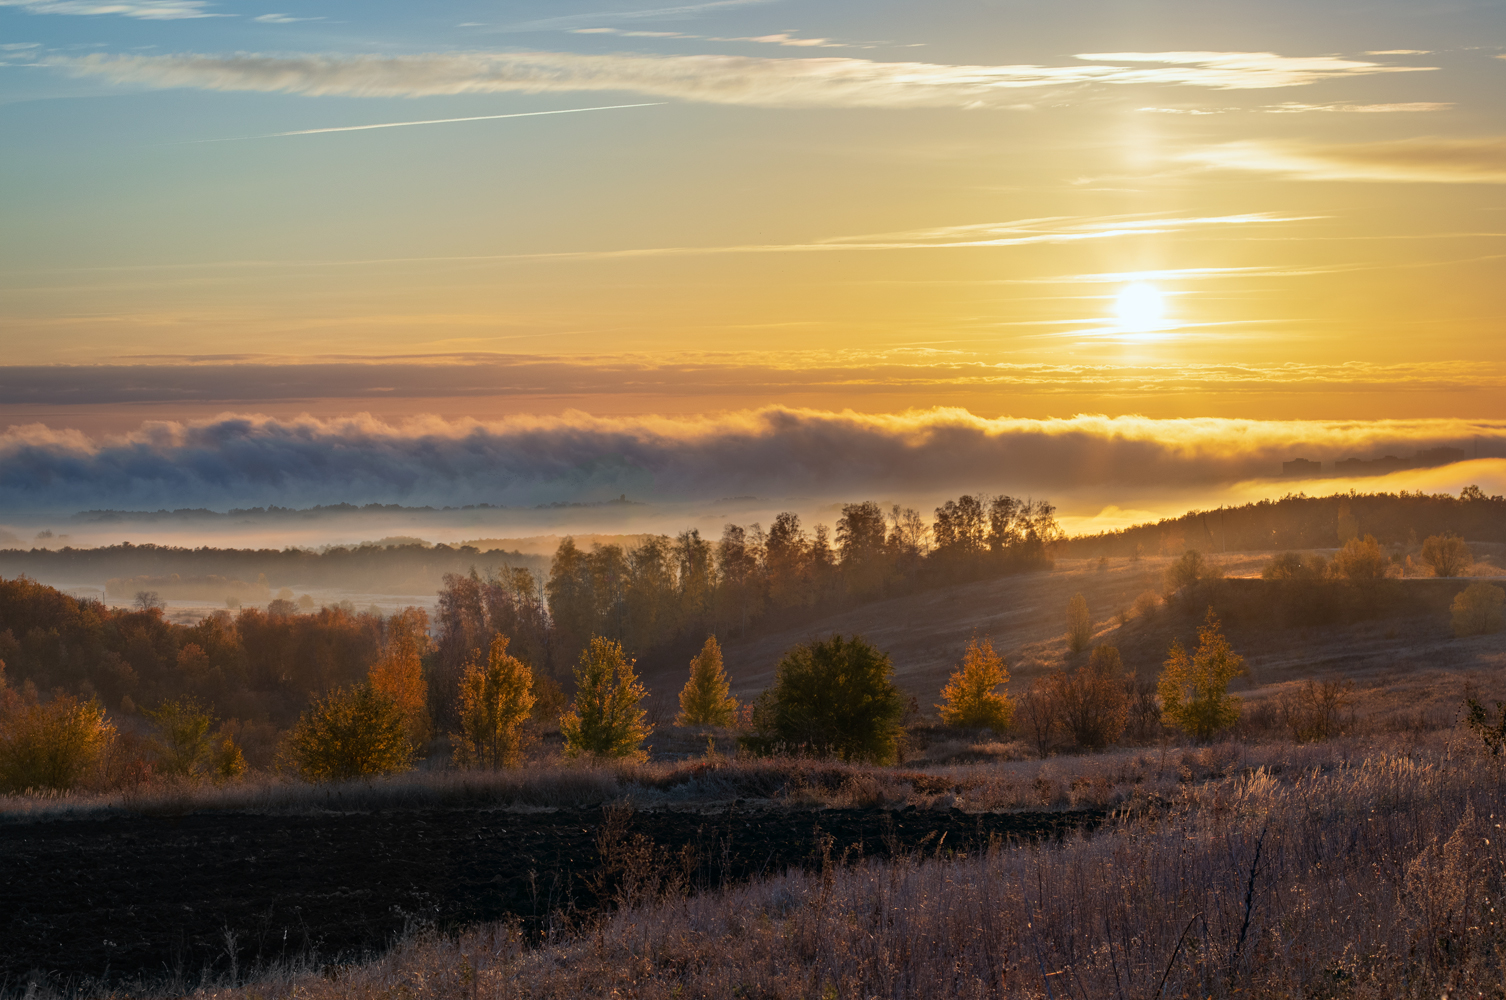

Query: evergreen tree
left=1158, top=610, right=1245, bottom=741
left=453, top=634, right=537, bottom=768
left=937, top=636, right=1014, bottom=731
left=560, top=636, right=652, bottom=761
left=676, top=636, right=738, bottom=727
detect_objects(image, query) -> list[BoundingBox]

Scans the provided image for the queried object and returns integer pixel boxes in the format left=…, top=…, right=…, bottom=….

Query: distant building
left=1331, top=446, right=1468, bottom=477
left=1283, top=458, right=1322, bottom=477
left=1413, top=447, right=1466, bottom=468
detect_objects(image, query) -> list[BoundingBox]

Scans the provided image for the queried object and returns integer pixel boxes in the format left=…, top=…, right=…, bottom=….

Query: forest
left=1065, top=485, right=1506, bottom=557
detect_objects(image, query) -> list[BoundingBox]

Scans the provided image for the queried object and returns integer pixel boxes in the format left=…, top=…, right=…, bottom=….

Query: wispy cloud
left=1141, top=101, right=1451, bottom=115
left=179, top=102, right=664, bottom=142
left=45, top=49, right=1434, bottom=108
left=253, top=12, right=321, bottom=23
left=0, top=408, right=1500, bottom=512
left=0, top=0, right=221, bottom=19
left=514, top=0, right=777, bottom=31
left=1184, top=137, right=1506, bottom=184
left=573, top=27, right=846, bottom=47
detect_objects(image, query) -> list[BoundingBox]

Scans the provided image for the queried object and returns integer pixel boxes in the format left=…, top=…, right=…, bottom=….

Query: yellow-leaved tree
left=1066, top=593, right=1092, bottom=652
left=0, top=688, right=117, bottom=793
left=285, top=685, right=413, bottom=782
left=937, top=636, right=1014, bottom=731
left=675, top=636, right=738, bottom=727
left=368, top=607, right=432, bottom=749
left=560, top=636, right=652, bottom=761
left=453, top=635, right=536, bottom=768
left=1158, top=609, right=1245, bottom=742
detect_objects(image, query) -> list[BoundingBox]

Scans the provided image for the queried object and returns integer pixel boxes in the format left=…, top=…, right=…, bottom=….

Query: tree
left=937, top=636, right=1014, bottom=731
left=1066, top=593, right=1092, bottom=652
left=143, top=696, right=216, bottom=778
left=837, top=502, right=890, bottom=597
left=1016, top=682, right=1059, bottom=757
left=1332, top=534, right=1388, bottom=583
left=453, top=634, right=536, bottom=769
left=1048, top=645, right=1129, bottom=750
left=742, top=634, right=905, bottom=764
left=1165, top=550, right=1222, bottom=611
left=1452, top=582, right=1505, bottom=637
left=560, top=636, right=652, bottom=761
left=368, top=606, right=432, bottom=748
left=676, top=636, right=738, bottom=727
left=285, top=684, right=414, bottom=782
left=1421, top=534, right=1471, bottom=578
left=0, top=693, right=116, bottom=793
left=1158, top=610, right=1245, bottom=742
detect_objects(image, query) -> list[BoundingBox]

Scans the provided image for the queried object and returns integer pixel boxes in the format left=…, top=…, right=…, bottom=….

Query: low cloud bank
left=1, top=409, right=1501, bottom=514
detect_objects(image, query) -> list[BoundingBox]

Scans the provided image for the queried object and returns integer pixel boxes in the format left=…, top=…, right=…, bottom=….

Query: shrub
left=1421, top=533, right=1471, bottom=578
left=1164, top=550, right=1222, bottom=610
left=285, top=684, right=414, bottom=782
left=560, top=636, right=652, bottom=762
left=1158, top=609, right=1245, bottom=742
left=1048, top=645, right=1129, bottom=750
left=937, top=636, right=1014, bottom=731
left=1131, top=589, right=1161, bottom=624
left=1016, top=682, right=1058, bottom=757
left=143, top=696, right=217, bottom=779
left=676, top=636, right=738, bottom=727
left=213, top=735, right=247, bottom=779
left=1066, top=593, right=1092, bottom=652
left=368, top=607, right=432, bottom=748
left=1275, top=679, right=1353, bottom=742
left=1261, top=551, right=1327, bottom=581
left=1452, top=582, right=1505, bottom=637
left=453, top=635, right=536, bottom=769
left=0, top=693, right=117, bottom=793
left=1464, top=697, right=1506, bottom=755
left=1332, top=534, right=1388, bottom=583
left=741, top=634, right=905, bottom=764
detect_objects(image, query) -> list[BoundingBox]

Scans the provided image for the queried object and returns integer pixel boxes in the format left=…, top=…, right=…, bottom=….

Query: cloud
left=2, top=356, right=1503, bottom=407
left=1141, top=101, right=1450, bottom=114
left=0, top=0, right=220, bottom=18
left=1184, top=136, right=1506, bottom=184
left=514, top=0, right=777, bottom=30
left=44, top=49, right=1432, bottom=107
left=253, top=13, right=321, bottom=23
left=1, top=409, right=1500, bottom=513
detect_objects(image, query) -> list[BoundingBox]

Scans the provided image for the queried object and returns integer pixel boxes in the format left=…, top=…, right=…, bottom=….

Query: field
left=4, top=548, right=1505, bottom=998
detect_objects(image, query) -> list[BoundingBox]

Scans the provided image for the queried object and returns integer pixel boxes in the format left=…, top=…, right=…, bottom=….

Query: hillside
left=712, top=553, right=1505, bottom=730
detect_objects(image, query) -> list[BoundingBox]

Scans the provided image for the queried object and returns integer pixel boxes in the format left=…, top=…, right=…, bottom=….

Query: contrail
left=180, top=102, right=665, bottom=143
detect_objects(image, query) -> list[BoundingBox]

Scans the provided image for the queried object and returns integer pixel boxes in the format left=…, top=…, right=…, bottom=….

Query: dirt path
left=0, top=804, right=1099, bottom=991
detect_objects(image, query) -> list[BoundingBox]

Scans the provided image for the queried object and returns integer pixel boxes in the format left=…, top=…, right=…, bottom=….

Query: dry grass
left=182, top=735, right=1506, bottom=1000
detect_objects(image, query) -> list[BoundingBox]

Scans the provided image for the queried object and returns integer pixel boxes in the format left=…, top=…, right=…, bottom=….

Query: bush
left=285, top=684, right=414, bottom=782
left=1158, top=609, right=1245, bottom=742
left=560, top=636, right=652, bottom=762
left=1452, top=582, right=1505, bottom=637
left=1066, top=593, right=1092, bottom=652
left=0, top=693, right=117, bottom=793
left=453, top=635, right=536, bottom=769
left=1016, top=682, right=1059, bottom=757
left=741, top=634, right=905, bottom=764
left=675, top=636, right=738, bottom=727
left=143, top=696, right=217, bottom=779
left=937, top=636, right=1014, bottom=731
left=1275, top=679, right=1353, bottom=742
left=1048, top=645, right=1129, bottom=750
left=1421, top=533, right=1471, bottom=578
left=1164, top=550, right=1222, bottom=611
left=1131, top=589, right=1160, bottom=624
left=1332, top=534, right=1388, bottom=583
left=1261, top=551, right=1327, bottom=581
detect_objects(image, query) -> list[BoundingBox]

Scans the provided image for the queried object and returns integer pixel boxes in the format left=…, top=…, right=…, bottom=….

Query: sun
left=1114, top=282, right=1166, bottom=333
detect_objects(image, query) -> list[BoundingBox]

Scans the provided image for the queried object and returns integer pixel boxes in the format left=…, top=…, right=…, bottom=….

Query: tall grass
left=193, top=744, right=1506, bottom=999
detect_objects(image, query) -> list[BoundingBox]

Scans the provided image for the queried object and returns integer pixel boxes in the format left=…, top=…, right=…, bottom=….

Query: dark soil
left=0, top=804, right=1100, bottom=992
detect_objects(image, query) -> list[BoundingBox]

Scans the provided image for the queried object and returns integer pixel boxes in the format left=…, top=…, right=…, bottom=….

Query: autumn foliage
left=936, top=636, right=1014, bottom=731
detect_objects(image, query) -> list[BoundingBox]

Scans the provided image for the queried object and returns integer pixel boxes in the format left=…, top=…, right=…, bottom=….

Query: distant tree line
left=0, top=540, right=549, bottom=599
left=458, top=497, right=1064, bottom=677
left=1065, top=486, right=1506, bottom=558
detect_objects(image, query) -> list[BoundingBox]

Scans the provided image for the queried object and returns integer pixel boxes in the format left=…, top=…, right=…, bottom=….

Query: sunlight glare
left=1114, top=282, right=1166, bottom=333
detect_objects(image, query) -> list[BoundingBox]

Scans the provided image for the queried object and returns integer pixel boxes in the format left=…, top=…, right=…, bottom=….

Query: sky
left=1, top=0, right=1504, bottom=530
